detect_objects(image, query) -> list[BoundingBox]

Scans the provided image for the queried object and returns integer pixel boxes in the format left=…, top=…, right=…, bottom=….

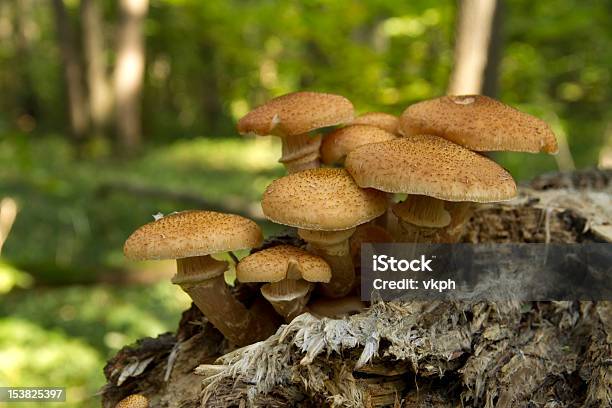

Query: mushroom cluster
left=124, top=91, right=558, bottom=346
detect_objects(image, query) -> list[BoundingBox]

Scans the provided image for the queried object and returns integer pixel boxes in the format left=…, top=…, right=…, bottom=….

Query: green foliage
left=0, top=134, right=285, bottom=283
left=0, top=259, right=33, bottom=294
left=0, top=282, right=190, bottom=407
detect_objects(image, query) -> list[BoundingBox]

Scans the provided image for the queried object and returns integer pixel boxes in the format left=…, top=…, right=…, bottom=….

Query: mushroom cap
left=260, top=279, right=313, bottom=302
left=237, top=91, right=354, bottom=137
left=352, top=112, right=399, bottom=134
left=399, top=95, right=558, bottom=154
left=115, top=394, right=149, bottom=408
left=262, top=168, right=388, bottom=231
left=320, top=125, right=397, bottom=165
left=236, top=245, right=331, bottom=283
left=123, top=210, right=263, bottom=260
left=345, top=135, right=517, bottom=203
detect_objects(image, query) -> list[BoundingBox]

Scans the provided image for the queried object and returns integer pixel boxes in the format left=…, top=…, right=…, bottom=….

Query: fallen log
left=101, top=168, right=612, bottom=407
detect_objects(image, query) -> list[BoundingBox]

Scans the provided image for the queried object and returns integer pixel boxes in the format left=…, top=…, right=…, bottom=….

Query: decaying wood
left=102, top=169, right=612, bottom=408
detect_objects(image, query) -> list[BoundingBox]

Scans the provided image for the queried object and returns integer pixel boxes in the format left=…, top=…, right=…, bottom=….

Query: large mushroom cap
left=123, top=210, right=263, bottom=260
left=236, top=245, right=331, bottom=283
left=262, top=168, right=388, bottom=231
left=352, top=112, right=399, bottom=134
left=399, top=95, right=558, bottom=154
left=345, top=135, right=517, bottom=203
left=237, top=91, right=354, bottom=137
left=320, top=124, right=397, bottom=165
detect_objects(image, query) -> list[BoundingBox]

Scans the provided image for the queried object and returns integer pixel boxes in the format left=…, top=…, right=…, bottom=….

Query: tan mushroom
left=320, top=125, right=397, bottom=166
left=237, top=91, right=354, bottom=173
left=308, top=296, right=366, bottom=319
left=352, top=112, right=400, bottom=135
left=237, top=245, right=331, bottom=321
left=115, top=394, right=149, bottom=408
left=399, top=95, right=558, bottom=154
left=123, top=210, right=278, bottom=346
left=262, top=168, right=388, bottom=297
left=345, top=136, right=517, bottom=242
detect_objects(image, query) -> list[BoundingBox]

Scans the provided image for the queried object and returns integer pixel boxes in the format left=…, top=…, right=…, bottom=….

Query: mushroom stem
left=172, top=255, right=278, bottom=346
left=260, top=279, right=313, bottom=322
left=279, top=133, right=322, bottom=173
left=434, top=201, right=474, bottom=242
left=298, top=228, right=356, bottom=298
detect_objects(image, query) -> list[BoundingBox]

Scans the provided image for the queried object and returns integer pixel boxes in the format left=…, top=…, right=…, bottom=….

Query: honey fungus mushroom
left=115, top=394, right=149, bottom=408
left=236, top=245, right=331, bottom=321
left=123, top=210, right=278, bottom=346
left=345, top=136, right=517, bottom=242
left=320, top=124, right=397, bottom=166
left=399, top=95, right=559, bottom=154
left=262, top=168, right=388, bottom=297
left=352, top=112, right=400, bottom=135
left=237, top=91, right=354, bottom=173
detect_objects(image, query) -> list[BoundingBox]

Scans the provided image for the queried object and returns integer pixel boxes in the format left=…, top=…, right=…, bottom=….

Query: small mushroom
left=115, top=394, right=149, bottom=408
left=237, top=91, right=354, bottom=173
left=123, top=210, right=278, bottom=346
left=237, top=245, right=331, bottom=321
left=345, top=136, right=517, bottom=242
left=308, top=296, right=366, bottom=319
left=399, top=95, right=558, bottom=154
left=352, top=112, right=400, bottom=135
left=262, top=168, right=388, bottom=297
left=320, top=124, right=397, bottom=166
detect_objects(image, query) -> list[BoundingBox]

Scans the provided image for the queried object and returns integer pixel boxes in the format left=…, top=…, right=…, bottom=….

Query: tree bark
left=50, top=0, right=89, bottom=141
left=114, top=0, right=149, bottom=153
left=81, top=0, right=112, bottom=137
left=447, top=0, right=502, bottom=96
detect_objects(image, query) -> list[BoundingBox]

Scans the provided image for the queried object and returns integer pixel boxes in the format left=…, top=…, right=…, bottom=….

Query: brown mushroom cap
left=123, top=210, right=263, bottom=260
left=345, top=135, right=517, bottom=203
left=352, top=112, right=399, bottom=134
left=262, top=168, right=388, bottom=231
left=115, top=394, right=149, bottom=408
left=399, top=95, right=558, bottom=154
left=237, top=91, right=354, bottom=137
left=236, top=245, right=331, bottom=283
left=320, top=125, right=397, bottom=165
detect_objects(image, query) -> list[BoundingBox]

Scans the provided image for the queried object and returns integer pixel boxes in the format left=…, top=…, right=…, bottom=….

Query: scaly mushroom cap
left=123, top=210, right=263, bottom=260
left=399, top=95, right=558, bottom=153
left=345, top=135, right=517, bottom=203
left=236, top=245, right=331, bottom=283
left=115, top=394, right=149, bottom=408
left=237, top=91, right=354, bottom=137
left=352, top=112, right=399, bottom=134
left=262, top=168, right=388, bottom=231
left=320, top=125, right=397, bottom=165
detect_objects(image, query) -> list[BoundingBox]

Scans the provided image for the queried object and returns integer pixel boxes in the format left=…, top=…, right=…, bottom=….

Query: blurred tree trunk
left=13, top=0, right=40, bottom=123
left=448, top=0, right=503, bottom=96
left=114, top=0, right=149, bottom=153
left=50, top=0, right=89, bottom=141
left=81, top=0, right=112, bottom=138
